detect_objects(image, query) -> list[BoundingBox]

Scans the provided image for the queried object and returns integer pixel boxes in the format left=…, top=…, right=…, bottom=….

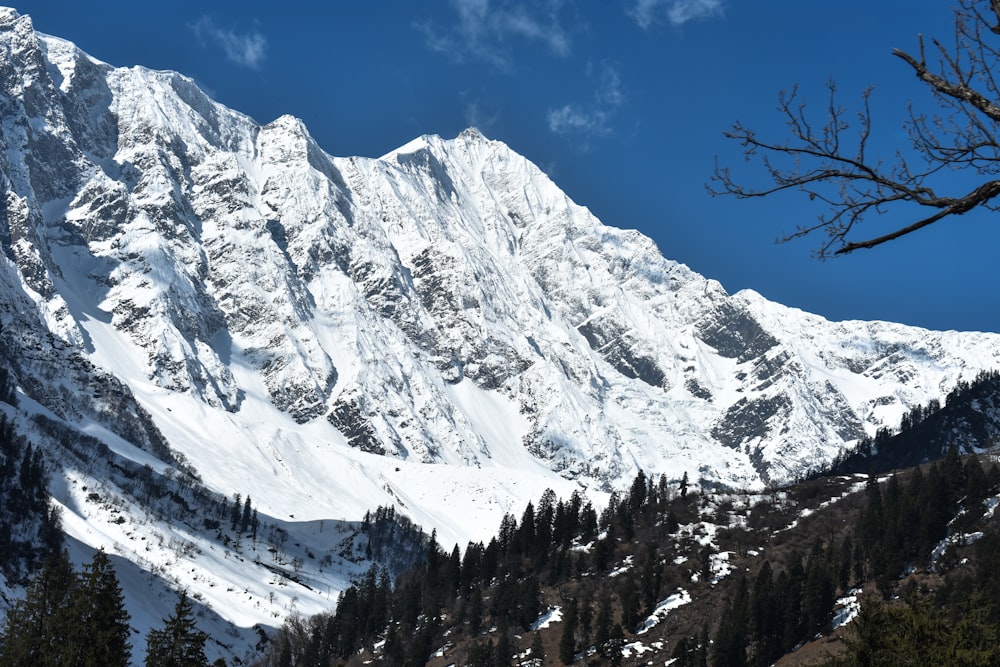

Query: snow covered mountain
left=1, top=6, right=999, bottom=661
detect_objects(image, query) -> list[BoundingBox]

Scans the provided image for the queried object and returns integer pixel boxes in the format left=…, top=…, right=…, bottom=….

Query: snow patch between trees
left=637, top=588, right=692, bottom=634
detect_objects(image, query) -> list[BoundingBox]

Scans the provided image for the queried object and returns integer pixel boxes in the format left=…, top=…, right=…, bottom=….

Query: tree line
left=256, top=471, right=706, bottom=665
left=256, top=432, right=1000, bottom=667
left=0, top=412, right=62, bottom=582
left=0, top=550, right=221, bottom=667
left=824, top=369, right=1000, bottom=475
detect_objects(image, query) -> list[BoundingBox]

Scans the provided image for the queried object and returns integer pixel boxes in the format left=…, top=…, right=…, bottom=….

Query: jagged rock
left=0, top=6, right=998, bottom=503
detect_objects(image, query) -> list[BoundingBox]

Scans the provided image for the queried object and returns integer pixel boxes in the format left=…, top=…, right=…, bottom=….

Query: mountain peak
left=0, top=6, right=22, bottom=25
left=1, top=15, right=1000, bottom=661
left=458, top=126, right=487, bottom=141
left=2, top=9, right=997, bottom=500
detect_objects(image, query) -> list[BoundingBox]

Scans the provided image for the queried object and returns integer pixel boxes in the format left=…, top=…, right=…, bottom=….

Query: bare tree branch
left=710, top=0, right=1000, bottom=256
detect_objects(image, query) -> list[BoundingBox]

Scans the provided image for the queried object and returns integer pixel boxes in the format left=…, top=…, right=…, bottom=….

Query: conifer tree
left=801, top=541, right=834, bottom=636
left=240, top=496, right=252, bottom=534
left=75, top=549, right=132, bottom=667
left=495, top=623, right=512, bottom=666
left=594, top=595, right=612, bottom=653
left=468, top=587, right=484, bottom=634
left=619, top=580, right=639, bottom=630
left=750, top=561, right=778, bottom=666
left=0, top=550, right=77, bottom=667
left=559, top=598, right=578, bottom=664
left=712, top=574, right=749, bottom=667
left=145, top=591, right=208, bottom=667
left=606, top=623, right=625, bottom=667
left=529, top=632, right=545, bottom=667
left=629, top=470, right=648, bottom=513
left=230, top=493, right=241, bottom=532
left=579, top=501, right=598, bottom=543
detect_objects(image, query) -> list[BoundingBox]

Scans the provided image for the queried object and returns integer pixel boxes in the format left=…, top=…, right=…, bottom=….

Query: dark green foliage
left=671, top=631, right=709, bottom=667
left=606, top=623, right=625, bottom=666
left=145, top=591, right=208, bottom=667
left=77, top=550, right=133, bottom=667
left=825, top=370, right=1000, bottom=475
left=619, top=579, right=640, bottom=630
left=360, top=505, right=432, bottom=575
left=558, top=598, right=578, bottom=664
left=494, top=624, right=512, bottom=666
left=826, top=595, right=1000, bottom=667
left=0, top=414, right=61, bottom=583
left=252, top=450, right=1000, bottom=667
left=529, top=632, right=544, bottom=666
left=465, top=638, right=495, bottom=667
left=854, top=454, right=969, bottom=593
left=801, top=540, right=835, bottom=637
left=325, top=565, right=393, bottom=659
left=711, top=574, right=748, bottom=667
left=594, top=595, right=612, bottom=653
left=260, top=475, right=679, bottom=665
left=230, top=493, right=241, bottom=531
left=240, top=495, right=253, bottom=534
left=749, top=561, right=779, bottom=666
left=0, top=551, right=77, bottom=666
left=0, top=550, right=132, bottom=667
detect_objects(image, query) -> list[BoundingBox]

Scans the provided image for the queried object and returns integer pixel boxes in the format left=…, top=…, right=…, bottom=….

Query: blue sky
left=21, top=1, right=1000, bottom=333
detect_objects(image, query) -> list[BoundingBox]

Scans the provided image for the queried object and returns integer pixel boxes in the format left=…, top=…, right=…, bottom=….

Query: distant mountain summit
left=1, top=5, right=999, bottom=658
left=2, top=5, right=999, bottom=499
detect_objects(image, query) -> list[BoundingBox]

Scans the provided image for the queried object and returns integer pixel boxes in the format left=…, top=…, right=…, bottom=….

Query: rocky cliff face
left=5, top=9, right=1000, bottom=658
left=1, top=5, right=998, bottom=520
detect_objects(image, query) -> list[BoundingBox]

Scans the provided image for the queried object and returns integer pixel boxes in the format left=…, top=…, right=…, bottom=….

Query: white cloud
left=592, top=61, right=624, bottom=108
left=462, top=95, right=501, bottom=132
left=192, top=17, right=267, bottom=69
left=548, top=61, right=624, bottom=140
left=629, top=0, right=725, bottom=29
left=419, top=0, right=572, bottom=69
left=547, top=104, right=610, bottom=135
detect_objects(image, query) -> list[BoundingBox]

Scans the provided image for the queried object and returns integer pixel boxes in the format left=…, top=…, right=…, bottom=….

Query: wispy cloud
left=192, top=17, right=267, bottom=69
left=462, top=93, right=502, bottom=133
left=629, top=0, right=725, bottom=29
left=418, top=0, right=573, bottom=69
left=592, top=61, right=624, bottom=108
left=547, top=105, right=610, bottom=136
left=548, top=61, right=624, bottom=141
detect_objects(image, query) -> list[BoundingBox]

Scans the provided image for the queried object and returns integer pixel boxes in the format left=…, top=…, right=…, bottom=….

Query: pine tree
left=860, top=473, right=883, bottom=553
left=468, top=587, right=484, bottom=634
left=749, top=561, right=778, bottom=666
left=559, top=598, right=578, bottom=664
left=0, top=550, right=77, bottom=667
left=529, top=632, right=545, bottom=667
left=145, top=591, right=208, bottom=667
left=240, top=496, right=252, bottom=534
left=619, top=580, right=639, bottom=630
left=801, top=541, right=834, bottom=636
left=230, top=493, right=241, bottom=532
left=594, top=595, right=612, bottom=653
left=495, top=623, right=512, bottom=666
left=606, top=623, right=625, bottom=667
left=712, top=574, right=749, bottom=667
left=75, top=549, right=132, bottom=667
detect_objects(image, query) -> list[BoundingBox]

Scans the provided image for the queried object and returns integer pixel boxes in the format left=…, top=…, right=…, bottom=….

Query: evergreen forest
left=4, top=369, right=1000, bottom=665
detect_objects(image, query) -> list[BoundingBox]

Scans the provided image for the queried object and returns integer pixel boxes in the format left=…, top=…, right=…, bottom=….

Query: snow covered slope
left=1, top=6, right=999, bottom=660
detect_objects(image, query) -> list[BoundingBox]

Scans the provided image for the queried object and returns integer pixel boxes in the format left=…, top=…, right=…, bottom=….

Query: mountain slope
left=1, top=6, right=999, bottom=661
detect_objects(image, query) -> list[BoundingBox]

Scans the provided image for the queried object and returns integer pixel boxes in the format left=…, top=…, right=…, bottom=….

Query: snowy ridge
left=1, top=7, right=999, bottom=660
